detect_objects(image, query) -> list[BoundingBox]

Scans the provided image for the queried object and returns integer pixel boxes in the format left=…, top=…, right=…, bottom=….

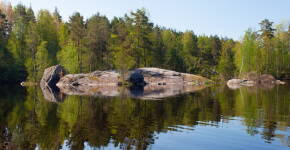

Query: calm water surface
left=0, top=84, right=289, bottom=150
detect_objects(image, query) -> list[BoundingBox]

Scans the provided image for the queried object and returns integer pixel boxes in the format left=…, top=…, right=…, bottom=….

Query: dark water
left=0, top=84, right=289, bottom=150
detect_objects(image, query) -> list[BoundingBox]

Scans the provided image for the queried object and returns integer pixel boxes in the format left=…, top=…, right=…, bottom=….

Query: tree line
left=0, top=1, right=289, bottom=83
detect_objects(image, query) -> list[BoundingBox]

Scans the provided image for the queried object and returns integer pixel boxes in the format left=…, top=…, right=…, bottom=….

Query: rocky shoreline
left=227, top=73, right=286, bottom=89
left=38, top=65, right=213, bottom=101
left=52, top=66, right=213, bottom=87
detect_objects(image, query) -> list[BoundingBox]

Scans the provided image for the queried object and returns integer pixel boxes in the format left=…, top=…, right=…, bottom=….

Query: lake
left=0, top=83, right=289, bottom=150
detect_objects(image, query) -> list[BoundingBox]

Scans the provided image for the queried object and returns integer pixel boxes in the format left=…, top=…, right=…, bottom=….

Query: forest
left=0, top=1, right=289, bottom=83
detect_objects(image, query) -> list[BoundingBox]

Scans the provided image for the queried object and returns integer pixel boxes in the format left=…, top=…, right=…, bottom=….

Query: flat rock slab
left=56, top=67, right=213, bottom=87
left=134, top=67, right=212, bottom=85
left=56, top=70, right=119, bottom=86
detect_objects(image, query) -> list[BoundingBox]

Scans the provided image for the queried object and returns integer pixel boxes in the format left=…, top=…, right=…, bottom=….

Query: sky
left=7, top=0, right=290, bottom=40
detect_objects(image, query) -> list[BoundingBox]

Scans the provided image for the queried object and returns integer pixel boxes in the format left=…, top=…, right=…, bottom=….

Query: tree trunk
left=239, top=54, right=244, bottom=78
left=144, top=47, right=146, bottom=67
left=33, top=50, right=36, bottom=83
left=77, top=39, right=80, bottom=73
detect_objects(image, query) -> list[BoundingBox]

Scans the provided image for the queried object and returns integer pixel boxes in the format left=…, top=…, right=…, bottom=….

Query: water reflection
left=0, top=84, right=289, bottom=149
left=55, top=84, right=211, bottom=100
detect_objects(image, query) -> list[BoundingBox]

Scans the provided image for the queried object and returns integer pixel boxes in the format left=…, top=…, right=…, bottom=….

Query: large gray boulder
left=41, top=65, right=65, bottom=86
left=128, top=72, right=146, bottom=86
left=258, top=74, right=276, bottom=84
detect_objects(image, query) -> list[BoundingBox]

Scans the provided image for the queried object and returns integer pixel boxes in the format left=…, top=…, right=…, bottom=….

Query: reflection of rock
left=40, top=84, right=64, bottom=102
left=140, top=84, right=210, bottom=100
left=57, top=84, right=210, bottom=100
left=129, top=86, right=144, bottom=96
left=226, top=84, right=242, bottom=90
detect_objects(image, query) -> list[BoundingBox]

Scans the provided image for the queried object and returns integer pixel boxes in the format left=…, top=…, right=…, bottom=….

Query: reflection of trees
left=0, top=84, right=289, bottom=149
left=232, top=85, right=289, bottom=144
left=1, top=85, right=64, bottom=149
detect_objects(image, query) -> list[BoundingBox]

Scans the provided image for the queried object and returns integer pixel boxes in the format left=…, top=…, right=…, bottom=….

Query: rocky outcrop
left=56, top=67, right=212, bottom=87
left=135, top=68, right=211, bottom=85
left=227, top=79, right=254, bottom=85
left=56, top=70, right=119, bottom=87
left=39, top=65, right=65, bottom=102
left=40, top=67, right=213, bottom=100
left=41, top=65, right=65, bottom=86
left=227, top=73, right=285, bottom=89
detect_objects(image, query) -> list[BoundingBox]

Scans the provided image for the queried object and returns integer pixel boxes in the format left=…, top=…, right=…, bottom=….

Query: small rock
left=117, top=82, right=123, bottom=86
left=227, top=79, right=242, bottom=85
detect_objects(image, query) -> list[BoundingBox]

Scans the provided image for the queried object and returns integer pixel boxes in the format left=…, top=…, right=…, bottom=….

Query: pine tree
left=151, top=26, right=165, bottom=68
left=68, top=12, right=86, bottom=73
left=127, top=8, right=153, bottom=68
left=25, top=21, right=39, bottom=82
left=85, top=13, right=110, bottom=71
left=259, top=19, right=276, bottom=74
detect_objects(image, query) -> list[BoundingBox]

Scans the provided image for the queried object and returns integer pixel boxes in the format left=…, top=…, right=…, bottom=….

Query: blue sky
left=8, top=0, right=290, bottom=40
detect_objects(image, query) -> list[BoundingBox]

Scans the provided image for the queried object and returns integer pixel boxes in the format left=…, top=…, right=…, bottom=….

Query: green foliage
left=114, top=47, right=135, bottom=81
left=24, top=58, right=34, bottom=81
left=126, top=8, right=153, bottom=68
left=182, top=30, right=198, bottom=73
left=68, top=12, right=86, bottom=73
left=218, top=39, right=235, bottom=80
left=151, top=26, right=165, bottom=68
left=36, top=41, right=50, bottom=80
left=58, top=22, right=68, bottom=47
left=57, top=40, right=79, bottom=74
left=25, top=21, right=38, bottom=82
left=37, top=9, right=59, bottom=65
left=259, top=19, right=276, bottom=39
left=85, top=13, right=111, bottom=71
